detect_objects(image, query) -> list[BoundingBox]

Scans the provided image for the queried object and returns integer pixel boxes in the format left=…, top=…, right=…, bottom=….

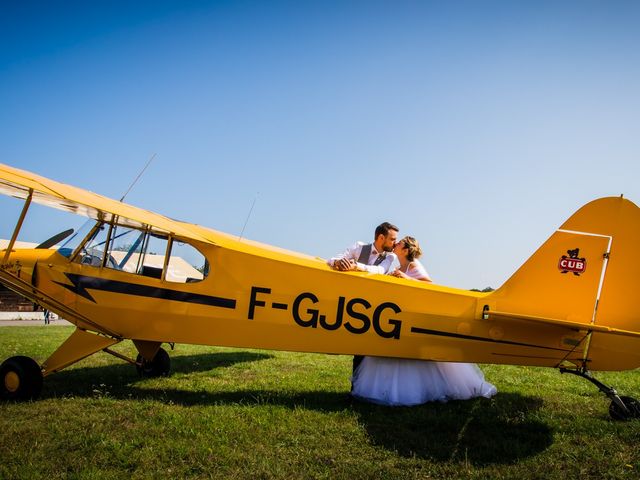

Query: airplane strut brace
left=559, top=367, right=640, bottom=421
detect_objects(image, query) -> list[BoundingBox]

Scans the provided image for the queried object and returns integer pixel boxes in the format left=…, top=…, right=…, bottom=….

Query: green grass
left=1, top=326, right=639, bottom=479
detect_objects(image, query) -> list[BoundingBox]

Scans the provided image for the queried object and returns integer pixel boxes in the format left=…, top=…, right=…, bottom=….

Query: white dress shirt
left=328, top=241, right=397, bottom=274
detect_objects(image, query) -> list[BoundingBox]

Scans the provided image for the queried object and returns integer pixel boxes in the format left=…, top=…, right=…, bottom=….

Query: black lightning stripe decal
left=410, top=326, right=571, bottom=352
left=54, top=273, right=236, bottom=309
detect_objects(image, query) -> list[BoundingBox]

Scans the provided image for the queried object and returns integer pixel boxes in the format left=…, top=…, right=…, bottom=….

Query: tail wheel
left=609, top=396, right=640, bottom=421
left=136, top=347, right=171, bottom=377
left=0, top=356, right=43, bottom=401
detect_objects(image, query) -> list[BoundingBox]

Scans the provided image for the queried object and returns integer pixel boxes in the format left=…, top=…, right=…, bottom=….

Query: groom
left=327, top=221, right=399, bottom=392
left=328, top=221, right=399, bottom=274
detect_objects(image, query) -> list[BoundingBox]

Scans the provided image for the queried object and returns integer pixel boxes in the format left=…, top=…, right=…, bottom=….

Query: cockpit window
left=60, top=220, right=207, bottom=283
left=106, top=226, right=146, bottom=273
left=71, top=222, right=113, bottom=267
left=58, top=219, right=99, bottom=259
left=166, top=240, right=207, bottom=283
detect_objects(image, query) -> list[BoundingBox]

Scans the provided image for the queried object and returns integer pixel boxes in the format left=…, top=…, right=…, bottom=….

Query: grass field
left=1, top=325, right=639, bottom=479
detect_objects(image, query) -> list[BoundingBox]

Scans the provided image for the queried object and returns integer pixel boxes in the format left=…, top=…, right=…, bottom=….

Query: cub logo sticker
left=558, top=248, right=586, bottom=276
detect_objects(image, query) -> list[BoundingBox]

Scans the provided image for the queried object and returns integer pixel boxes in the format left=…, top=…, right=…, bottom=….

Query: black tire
left=609, top=396, right=640, bottom=421
left=136, top=347, right=171, bottom=377
left=0, top=356, right=43, bottom=401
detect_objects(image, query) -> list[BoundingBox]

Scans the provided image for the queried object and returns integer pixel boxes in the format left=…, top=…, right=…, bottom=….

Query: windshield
left=57, top=219, right=97, bottom=259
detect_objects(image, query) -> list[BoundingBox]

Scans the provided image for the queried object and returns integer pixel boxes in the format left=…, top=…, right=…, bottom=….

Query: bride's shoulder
left=410, top=259, right=426, bottom=271
left=411, top=260, right=432, bottom=281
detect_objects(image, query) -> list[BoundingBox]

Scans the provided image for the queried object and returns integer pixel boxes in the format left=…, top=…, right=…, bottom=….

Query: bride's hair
left=401, top=236, right=422, bottom=261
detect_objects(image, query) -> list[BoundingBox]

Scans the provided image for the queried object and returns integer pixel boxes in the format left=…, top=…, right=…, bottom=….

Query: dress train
left=351, top=356, right=497, bottom=406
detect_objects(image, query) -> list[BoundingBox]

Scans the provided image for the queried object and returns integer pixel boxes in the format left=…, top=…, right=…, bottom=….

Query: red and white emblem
left=558, top=248, right=586, bottom=276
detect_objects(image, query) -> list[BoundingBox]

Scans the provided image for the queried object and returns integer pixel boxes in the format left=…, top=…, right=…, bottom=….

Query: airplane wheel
left=136, top=347, right=171, bottom=377
left=609, top=396, right=640, bottom=421
left=0, top=356, right=43, bottom=401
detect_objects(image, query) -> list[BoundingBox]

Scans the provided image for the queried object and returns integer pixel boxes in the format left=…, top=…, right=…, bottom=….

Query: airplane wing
left=1, top=162, right=328, bottom=262
left=0, top=163, right=212, bottom=243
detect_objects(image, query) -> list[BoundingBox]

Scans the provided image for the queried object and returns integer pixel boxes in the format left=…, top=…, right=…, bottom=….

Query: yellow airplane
left=1, top=163, right=639, bottom=419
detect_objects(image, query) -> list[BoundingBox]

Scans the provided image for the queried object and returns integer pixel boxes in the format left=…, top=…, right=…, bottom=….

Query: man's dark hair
left=375, top=222, right=399, bottom=239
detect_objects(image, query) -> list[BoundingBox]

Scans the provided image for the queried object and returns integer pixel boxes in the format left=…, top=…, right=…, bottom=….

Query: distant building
left=0, top=240, right=41, bottom=311
left=108, top=251, right=203, bottom=282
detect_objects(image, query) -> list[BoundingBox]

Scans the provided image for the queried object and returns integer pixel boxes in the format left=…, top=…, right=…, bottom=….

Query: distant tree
left=470, top=287, right=495, bottom=292
left=196, top=261, right=210, bottom=276
left=112, top=243, right=133, bottom=252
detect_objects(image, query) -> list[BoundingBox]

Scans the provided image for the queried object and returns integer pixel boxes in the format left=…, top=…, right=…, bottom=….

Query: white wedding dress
left=351, top=260, right=497, bottom=406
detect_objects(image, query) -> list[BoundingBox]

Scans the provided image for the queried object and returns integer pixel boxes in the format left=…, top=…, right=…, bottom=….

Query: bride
left=351, top=236, right=497, bottom=406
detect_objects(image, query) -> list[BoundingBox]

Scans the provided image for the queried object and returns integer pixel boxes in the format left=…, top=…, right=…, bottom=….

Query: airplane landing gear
left=136, top=347, right=171, bottom=377
left=0, top=356, right=43, bottom=401
left=609, top=396, right=640, bottom=421
left=560, top=367, right=639, bottom=421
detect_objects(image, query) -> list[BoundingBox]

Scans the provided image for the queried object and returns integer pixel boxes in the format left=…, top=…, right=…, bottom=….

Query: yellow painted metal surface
left=2, top=163, right=640, bottom=373
left=132, top=340, right=161, bottom=362
left=42, top=328, right=121, bottom=376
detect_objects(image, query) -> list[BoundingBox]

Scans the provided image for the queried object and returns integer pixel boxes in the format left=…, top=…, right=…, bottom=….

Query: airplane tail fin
left=486, top=197, right=640, bottom=370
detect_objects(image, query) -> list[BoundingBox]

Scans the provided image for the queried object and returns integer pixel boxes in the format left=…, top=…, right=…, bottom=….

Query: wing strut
left=0, top=267, right=122, bottom=338
left=2, top=188, right=33, bottom=264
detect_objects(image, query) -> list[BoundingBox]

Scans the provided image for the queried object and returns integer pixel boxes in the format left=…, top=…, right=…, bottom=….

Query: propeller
left=35, top=229, right=74, bottom=249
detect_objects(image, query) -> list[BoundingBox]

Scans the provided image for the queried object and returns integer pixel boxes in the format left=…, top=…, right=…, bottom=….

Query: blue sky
left=1, top=1, right=639, bottom=289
